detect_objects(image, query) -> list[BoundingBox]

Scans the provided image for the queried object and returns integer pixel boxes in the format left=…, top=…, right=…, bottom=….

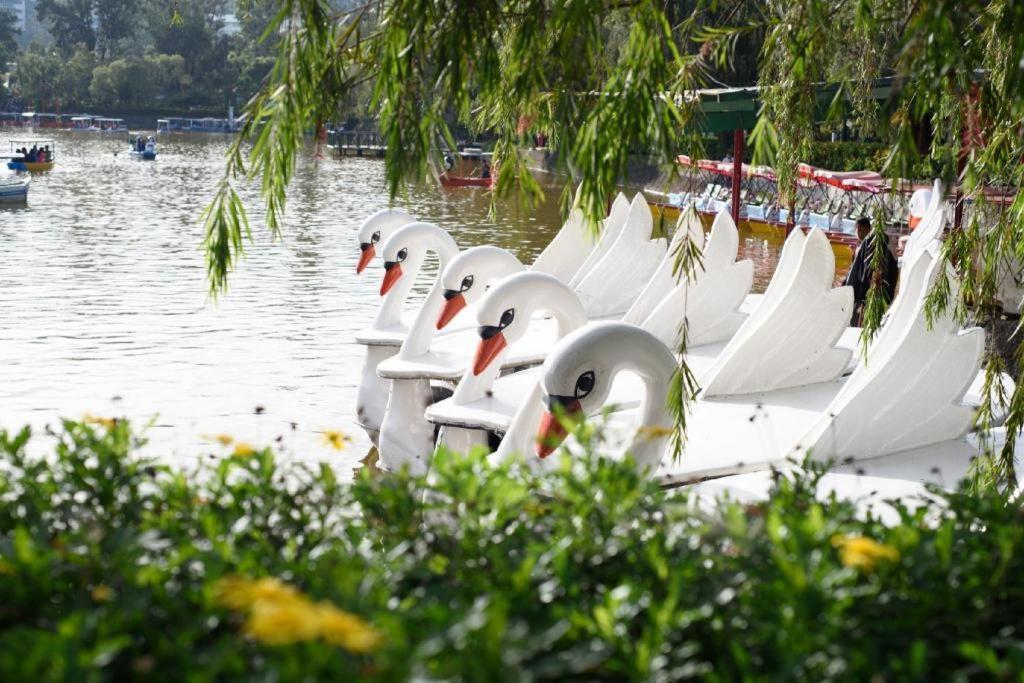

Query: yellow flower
left=91, top=584, right=114, bottom=602
left=321, top=429, right=351, bottom=451
left=214, top=576, right=384, bottom=652
left=244, top=596, right=322, bottom=646
left=831, top=534, right=900, bottom=572
left=232, top=442, right=257, bottom=457
left=83, top=414, right=117, bottom=429
left=202, top=433, right=234, bottom=446
left=214, top=576, right=301, bottom=611
left=315, top=604, right=384, bottom=653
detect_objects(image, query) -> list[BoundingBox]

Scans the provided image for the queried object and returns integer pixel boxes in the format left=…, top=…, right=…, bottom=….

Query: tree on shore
left=0, top=9, right=20, bottom=67
left=34, top=0, right=96, bottom=54
left=204, top=0, right=1024, bottom=484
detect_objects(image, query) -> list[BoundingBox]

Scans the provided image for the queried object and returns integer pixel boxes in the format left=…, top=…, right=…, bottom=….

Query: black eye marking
left=371, top=230, right=381, bottom=244
left=478, top=307, right=515, bottom=341
left=396, top=247, right=408, bottom=261
left=574, top=371, right=595, bottom=399
left=460, top=275, right=474, bottom=292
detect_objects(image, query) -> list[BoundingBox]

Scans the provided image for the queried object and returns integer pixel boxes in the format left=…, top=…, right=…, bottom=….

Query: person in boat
left=43, top=145, right=51, bottom=161
left=27, top=145, right=37, bottom=162
left=36, top=147, right=45, bottom=163
left=480, top=160, right=491, bottom=179
left=146, top=136, right=155, bottom=153
left=843, top=216, right=899, bottom=325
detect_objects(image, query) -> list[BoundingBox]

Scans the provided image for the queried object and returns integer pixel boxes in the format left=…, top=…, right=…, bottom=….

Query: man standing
left=844, top=217, right=899, bottom=325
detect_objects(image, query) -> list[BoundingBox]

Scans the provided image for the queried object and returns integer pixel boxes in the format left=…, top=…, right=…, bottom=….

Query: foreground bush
left=1, top=420, right=1024, bottom=680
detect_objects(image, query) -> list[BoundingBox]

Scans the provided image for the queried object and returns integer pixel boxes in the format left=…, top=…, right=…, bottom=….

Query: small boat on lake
left=93, top=118, right=128, bottom=133
left=439, top=172, right=494, bottom=189
left=127, top=133, right=157, bottom=160
left=156, top=117, right=239, bottom=134
left=0, top=175, right=30, bottom=203
left=6, top=138, right=56, bottom=172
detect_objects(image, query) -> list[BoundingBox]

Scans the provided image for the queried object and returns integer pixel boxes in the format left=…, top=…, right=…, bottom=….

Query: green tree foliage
left=88, top=54, right=188, bottom=106
left=36, top=0, right=143, bottom=57
left=93, top=0, right=140, bottom=58
left=3, top=419, right=1024, bottom=679
left=14, top=0, right=279, bottom=110
left=226, top=0, right=279, bottom=98
left=143, top=0, right=227, bottom=78
left=13, top=44, right=62, bottom=109
left=0, top=9, right=21, bottom=68
left=34, top=0, right=96, bottom=54
left=60, top=45, right=98, bottom=107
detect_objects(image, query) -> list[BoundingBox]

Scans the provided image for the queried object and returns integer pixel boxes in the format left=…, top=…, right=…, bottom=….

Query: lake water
left=0, top=132, right=802, bottom=478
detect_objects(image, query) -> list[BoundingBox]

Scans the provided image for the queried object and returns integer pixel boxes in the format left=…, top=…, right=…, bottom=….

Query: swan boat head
left=907, top=187, right=933, bottom=231
left=377, top=221, right=456, bottom=297
left=534, top=322, right=676, bottom=470
left=356, top=208, right=415, bottom=274
left=471, top=271, right=587, bottom=376
left=435, top=246, right=525, bottom=330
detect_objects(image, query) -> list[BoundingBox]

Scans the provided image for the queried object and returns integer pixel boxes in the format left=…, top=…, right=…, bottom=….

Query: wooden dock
left=327, top=131, right=386, bottom=157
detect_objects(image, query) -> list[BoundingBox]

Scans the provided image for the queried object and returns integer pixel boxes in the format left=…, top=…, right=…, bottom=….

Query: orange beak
left=436, top=292, right=466, bottom=329
left=908, top=215, right=922, bottom=230
left=535, top=400, right=582, bottom=458
left=472, top=331, right=507, bottom=375
left=356, top=244, right=375, bottom=274
left=380, top=263, right=403, bottom=296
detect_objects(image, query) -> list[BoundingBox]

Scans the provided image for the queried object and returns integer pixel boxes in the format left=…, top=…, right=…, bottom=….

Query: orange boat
left=439, top=173, right=494, bottom=189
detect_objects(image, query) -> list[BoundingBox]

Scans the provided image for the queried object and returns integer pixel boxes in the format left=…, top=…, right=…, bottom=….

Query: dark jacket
left=844, top=233, right=899, bottom=305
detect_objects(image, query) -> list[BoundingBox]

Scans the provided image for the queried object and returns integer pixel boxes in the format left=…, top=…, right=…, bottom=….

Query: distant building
left=0, top=0, right=26, bottom=31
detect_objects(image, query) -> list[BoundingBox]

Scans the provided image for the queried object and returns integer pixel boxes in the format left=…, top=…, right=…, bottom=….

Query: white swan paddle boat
left=351, top=179, right=1013, bottom=512
left=374, top=194, right=729, bottom=471
left=372, top=195, right=650, bottom=469
left=427, top=206, right=761, bottom=457
left=353, top=194, right=606, bottom=444
left=427, top=207, right=880, bottom=463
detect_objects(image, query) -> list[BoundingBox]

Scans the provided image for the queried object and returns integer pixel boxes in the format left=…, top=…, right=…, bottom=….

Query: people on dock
left=843, top=217, right=898, bottom=325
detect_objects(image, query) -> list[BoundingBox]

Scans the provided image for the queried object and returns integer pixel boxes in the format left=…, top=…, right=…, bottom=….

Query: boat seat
left=808, top=213, right=831, bottom=230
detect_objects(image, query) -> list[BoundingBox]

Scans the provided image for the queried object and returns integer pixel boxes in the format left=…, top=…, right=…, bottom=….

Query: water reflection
left=0, top=132, right=807, bottom=479
left=0, top=134, right=573, bottom=476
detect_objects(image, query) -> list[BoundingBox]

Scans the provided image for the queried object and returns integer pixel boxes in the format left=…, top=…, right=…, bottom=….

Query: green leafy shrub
left=2, top=419, right=1024, bottom=680
left=808, top=141, right=889, bottom=173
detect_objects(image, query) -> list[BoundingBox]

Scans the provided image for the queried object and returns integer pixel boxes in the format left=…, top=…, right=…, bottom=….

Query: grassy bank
left=1, top=419, right=1023, bottom=680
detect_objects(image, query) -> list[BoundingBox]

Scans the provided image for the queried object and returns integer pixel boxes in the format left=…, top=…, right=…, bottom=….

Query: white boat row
left=351, top=183, right=1019, bottom=515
